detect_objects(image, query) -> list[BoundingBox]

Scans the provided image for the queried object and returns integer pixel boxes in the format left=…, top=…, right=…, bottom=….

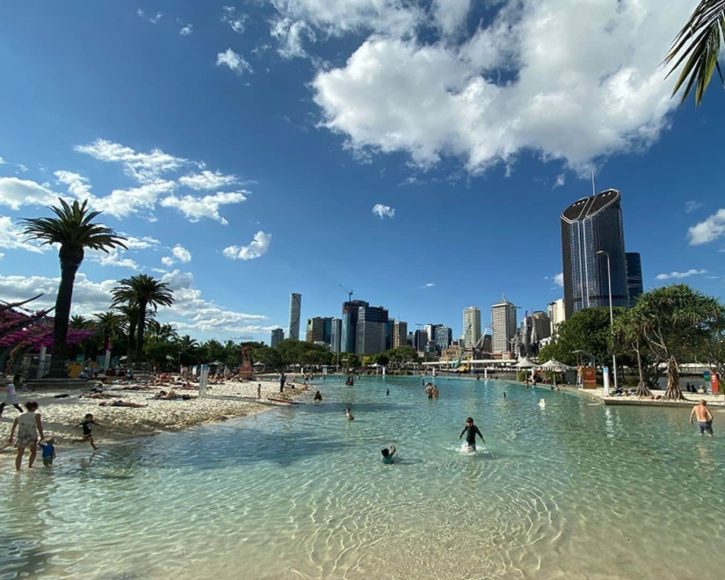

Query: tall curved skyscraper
left=289, top=293, right=301, bottom=340
left=561, top=189, right=628, bottom=318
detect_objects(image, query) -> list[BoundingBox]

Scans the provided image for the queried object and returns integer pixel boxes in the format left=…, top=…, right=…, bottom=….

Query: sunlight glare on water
left=1, top=376, right=723, bottom=579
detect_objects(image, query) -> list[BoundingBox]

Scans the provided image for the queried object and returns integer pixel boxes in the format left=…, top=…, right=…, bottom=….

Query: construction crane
left=338, top=283, right=353, bottom=302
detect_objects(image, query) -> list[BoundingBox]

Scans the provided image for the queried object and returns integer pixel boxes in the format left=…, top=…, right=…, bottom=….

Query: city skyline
left=1, top=2, right=723, bottom=345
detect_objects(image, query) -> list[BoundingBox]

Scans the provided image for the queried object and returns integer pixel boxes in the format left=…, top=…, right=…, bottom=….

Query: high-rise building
left=270, top=328, right=284, bottom=347
left=341, top=300, right=369, bottom=353
left=392, top=320, right=408, bottom=349
left=547, top=298, right=566, bottom=336
left=463, top=307, right=481, bottom=348
left=492, top=300, right=517, bottom=354
left=561, top=189, right=628, bottom=318
left=531, top=311, right=551, bottom=342
left=288, top=293, right=302, bottom=340
left=330, top=318, right=342, bottom=353
left=413, top=329, right=429, bottom=352
left=306, top=317, right=327, bottom=343
left=355, top=305, right=389, bottom=355
left=482, top=334, right=492, bottom=353
left=433, top=324, right=452, bottom=350
left=626, top=252, right=643, bottom=306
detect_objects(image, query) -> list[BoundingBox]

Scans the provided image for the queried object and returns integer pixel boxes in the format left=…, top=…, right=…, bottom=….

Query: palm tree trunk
left=664, top=355, right=683, bottom=400
left=135, top=300, right=147, bottom=365
left=126, top=320, right=136, bottom=364
left=51, top=253, right=81, bottom=377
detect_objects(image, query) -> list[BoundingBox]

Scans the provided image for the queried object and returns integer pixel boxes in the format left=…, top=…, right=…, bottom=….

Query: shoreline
left=0, top=377, right=309, bottom=467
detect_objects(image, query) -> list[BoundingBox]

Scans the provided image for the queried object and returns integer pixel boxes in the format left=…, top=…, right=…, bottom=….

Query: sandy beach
left=0, top=376, right=309, bottom=466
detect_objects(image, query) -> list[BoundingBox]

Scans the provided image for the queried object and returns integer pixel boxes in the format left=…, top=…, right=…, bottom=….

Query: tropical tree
left=21, top=199, right=126, bottom=375
left=538, top=307, right=618, bottom=366
left=114, top=303, right=138, bottom=363
left=666, top=1, right=725, bottom=105
left=176, top=335, right=200, bottom=366
left=613, top=308, right=658, bottom=397
left=112, top=274, right=174, bottom=364
left=629, top=285, right=725, bottom=400
left=69, top=314, right=90, bottom=329
left=94, top=311, right=125, bottom=356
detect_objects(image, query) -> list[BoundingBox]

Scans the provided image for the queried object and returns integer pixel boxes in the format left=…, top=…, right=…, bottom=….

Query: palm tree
left=114, top=303, right=138, bottom=364
left=112, top=274, right=174, bottom=364
left=21, top=199, right=126, bottom=376
left=666, top=1, right=725, bottom=105
left=94, top=311, right=125, bottom=352
left=69, top=314, right=90, bottom=330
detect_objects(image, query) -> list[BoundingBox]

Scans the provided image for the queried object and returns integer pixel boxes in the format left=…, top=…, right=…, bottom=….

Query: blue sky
left=0, top=0, right=723, bottom=343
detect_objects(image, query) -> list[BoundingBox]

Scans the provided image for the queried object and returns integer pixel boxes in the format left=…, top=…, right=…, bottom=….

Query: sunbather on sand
left=99, top=400, right=147, bottom=408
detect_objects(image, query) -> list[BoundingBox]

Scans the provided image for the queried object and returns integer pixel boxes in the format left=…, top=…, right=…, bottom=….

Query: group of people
left=424, top=383, right=439, bottom=399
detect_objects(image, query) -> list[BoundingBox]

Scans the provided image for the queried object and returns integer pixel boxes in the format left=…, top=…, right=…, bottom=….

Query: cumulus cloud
left=0, top=176, right=58, bottom=210
left=432, top=0, right=471, bottom=37
left=270, top=18, right=316, bottom=59
left=372, top=203, right=395, bottom=219
left=222, top=5, right=246, bottom=33
left=223, top=231, right=272, bottom=260
left=179, top=24, right=193, bottom=36
left=75, top=138, right=189, bottom=183
left=87, top=248, right=140, bottom=270
left=54, top=170, right=92, bottom=198
left=688, top=209, right=725, bottom=245
left=655, top=269, right=707, bottom=281
left=122, top=235, right=161, bottom=250
left=0, top=216, right=47, bottom=254
left=216, top=48, right=253, bottom=74
left=160, top=191, right=247, bottom=224
left=161, top=244, right=192, bottom=267
left=308, top=0, right=692, bottom=173
left=553, top=272, right=564, bottom=287
left=178, top=170, right=237, bottom=190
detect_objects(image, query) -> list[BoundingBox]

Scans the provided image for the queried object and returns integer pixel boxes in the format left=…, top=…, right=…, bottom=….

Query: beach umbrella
left=539, top=359, right=572, bottom=387
left=514, top=358, right=537, bottom=368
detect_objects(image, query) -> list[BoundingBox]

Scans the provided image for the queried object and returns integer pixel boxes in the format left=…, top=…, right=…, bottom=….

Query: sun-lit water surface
left=1, top=376, right=723, bottom=580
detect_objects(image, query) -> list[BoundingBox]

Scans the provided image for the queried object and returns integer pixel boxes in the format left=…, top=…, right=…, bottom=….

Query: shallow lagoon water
left=1, top=377, right=723, bottom=579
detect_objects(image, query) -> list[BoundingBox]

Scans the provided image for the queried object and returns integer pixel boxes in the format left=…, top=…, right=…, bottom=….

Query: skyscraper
left=288, top=292, right=302, bottom=340
left=626, top=252, right=643, bottom=306
left=462, top=307, right=481, bottom=348
left=330, top=318, right=342, bottom=353
left=547, top=298, right=566, bottom=336
left=392, top=320, right=408, bottom=349
left=355, top=305, right=389, bottom=355
left=270, top=328, right=284, bottom=347
left=433, top=324, right=452, bottom=350
left=491, top=300, right=517, bottom=354
left=561, top=189, right=628, bottom=318
left=341, top=300, right=368, bottom=353
left=306, top=317, right=326, bottom=343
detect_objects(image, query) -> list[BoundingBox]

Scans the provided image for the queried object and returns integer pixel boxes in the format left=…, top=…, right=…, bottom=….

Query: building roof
left=561, top=189, right=621, bottom=223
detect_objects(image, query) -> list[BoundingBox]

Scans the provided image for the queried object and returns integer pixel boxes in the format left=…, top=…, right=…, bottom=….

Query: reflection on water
left=0, top=376, right=724, bottom=579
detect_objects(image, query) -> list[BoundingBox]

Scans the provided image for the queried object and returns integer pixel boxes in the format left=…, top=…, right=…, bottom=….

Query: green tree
left=94, top=311, right=125, bottom=353
left=21, top=198, right=126, bottom=375
left=176, top=335, right=200, bottom=366
left=112, top=274, right=174, bottom=365
left=630, top=285, right=725, bottom=400
left=666, top=1, right=725, bottom=105
left=538, top=307, right=617, bottom=366
left=69, top=314, right=90, bottom=329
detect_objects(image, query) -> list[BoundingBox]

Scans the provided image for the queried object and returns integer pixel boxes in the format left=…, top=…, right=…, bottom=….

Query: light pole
left=596, top=250, right=618, bottom=391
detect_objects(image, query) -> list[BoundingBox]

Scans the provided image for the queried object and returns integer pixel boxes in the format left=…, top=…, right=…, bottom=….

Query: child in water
left=40, top=437, right=56, bottom=466
left=459, top=417, right=485, bottom=451
left=381, top=444, right=396, bottom=464
left=345, top=407, right=354, bottom=420
left=81, top=413, right=100, bottom=450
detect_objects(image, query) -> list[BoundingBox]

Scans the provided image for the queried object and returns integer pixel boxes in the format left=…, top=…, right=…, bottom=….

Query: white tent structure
left=539, top=359, right=573, bottom=386
left=514, top=358, right=537, bottom=368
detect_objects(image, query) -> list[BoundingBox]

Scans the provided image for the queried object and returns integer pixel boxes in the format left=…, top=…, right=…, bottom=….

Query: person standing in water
left=0, top=373, right=24, bottom=416
left=345, top=407, right=354, bottom=420
left=459, top=417, right=485, bottom=451
left=8, top=401, right=44, bottom=471
left=690, top=400, right=714, bottom=436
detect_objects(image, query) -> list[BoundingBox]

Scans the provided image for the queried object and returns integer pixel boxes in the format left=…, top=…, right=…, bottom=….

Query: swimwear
left=698, top=421, right=713, bottom=435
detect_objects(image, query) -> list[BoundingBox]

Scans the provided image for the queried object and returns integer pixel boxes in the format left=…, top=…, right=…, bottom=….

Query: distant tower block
left=289, top=293, right=302, bottom=340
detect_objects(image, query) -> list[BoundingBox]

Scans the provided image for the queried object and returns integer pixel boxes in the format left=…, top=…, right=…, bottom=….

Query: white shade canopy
left=540, top=359, right=573, bottom=370
left=514, top=358, right=537, bottom=368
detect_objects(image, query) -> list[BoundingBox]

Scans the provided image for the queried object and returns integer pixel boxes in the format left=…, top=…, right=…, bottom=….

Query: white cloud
left=0, top=176, right=58, bottom=210
left=178, top=170, right=237, bottom=190
left=310, top=0, right=692, bottom=173
left=94, top=181, right=177, bottom=219
left=0, top=216, right=48, bottom=254
left=222, top=6, right=246, bottom=33
left=87, top=248, right=140, bottom=270
left=432, top=0, right=471, bottom=37
left=161, top=244, right=192, bottom=266
left=685, top=200, right=703, bottom=214
left=270, top=18, right=315, bottom=59
left=223, top=231, right=272, bottom=260
left=372, top=203, right=395, bottom=219
left=137, top=9, right=162, bottom=24
left=424, top=282, right=435, bottom=288
left=553, top=174, right=566, bottom=189
left=553, top=272, right=564, bottom=287
left=655, top=269, right=707, bottom=281
left=75, top=138, right=189, bottom=183
left=54, top=170, right=92, bottom=198
left=122, top=235, right=161, bottom=250
left=216, top=48, right=253, bottom=74
left=0, top=156, right=5, bottom=164
left=160, top=191, right=247, bottom=224
left=688, top=209, right=725, bottom=245
left=179, top=24, right=193, bottom=36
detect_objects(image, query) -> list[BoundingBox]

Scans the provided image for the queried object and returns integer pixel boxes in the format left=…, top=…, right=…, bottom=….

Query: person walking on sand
left=459, top=417, right=485, bottom=451
left=8, top=401, right=44, bottom=471
left=80, top=413, right=100, bottom=450
left=690, top=400, right=714, bottom=436
left=257, top=383, right=262, bottom=399
left=279, top=372, right=286, bottom=393
left=0, top=373, right=24, bottom=417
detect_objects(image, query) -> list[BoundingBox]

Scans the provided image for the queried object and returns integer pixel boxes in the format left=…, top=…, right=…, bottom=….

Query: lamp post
left=596, top=250, right=618, bottom=391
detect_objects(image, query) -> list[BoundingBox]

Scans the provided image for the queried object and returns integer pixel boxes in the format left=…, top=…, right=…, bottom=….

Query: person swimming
left=459, top=417, right=485, bottom=451
left=345, top=407, right=354, bottom=420
left=313, top=391, right=322, bottom=402
left=381, top=444, right=396, bottom=464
